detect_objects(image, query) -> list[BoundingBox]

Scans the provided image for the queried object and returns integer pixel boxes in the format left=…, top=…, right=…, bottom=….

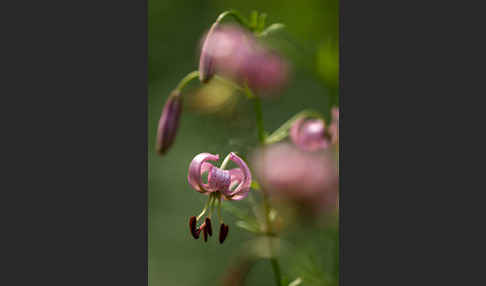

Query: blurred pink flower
left=290, top=107, right=340, bottom=151
left=328, top=107, right=339, bottom=144
left=251, top=143, right=338, bottom=213
left=290, top=118, right=330, bottom=151
left=187, top=152, right=252, bottom=200
left=198, top=24, right=289, bottom=93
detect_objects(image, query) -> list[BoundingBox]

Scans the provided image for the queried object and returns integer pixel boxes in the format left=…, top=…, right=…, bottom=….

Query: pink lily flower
left=187, top=152, right=251, bottom=200
left=186, top=152, right=251, bottom=244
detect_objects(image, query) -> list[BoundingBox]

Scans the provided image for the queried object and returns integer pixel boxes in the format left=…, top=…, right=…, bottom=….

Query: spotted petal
left=207, top=166, right=230, bottom=192
left=224, top=153, right=251, bottom=199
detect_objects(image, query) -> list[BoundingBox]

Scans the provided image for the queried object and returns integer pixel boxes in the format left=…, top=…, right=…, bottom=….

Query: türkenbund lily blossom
left=187, top=152, right=252, bottom=243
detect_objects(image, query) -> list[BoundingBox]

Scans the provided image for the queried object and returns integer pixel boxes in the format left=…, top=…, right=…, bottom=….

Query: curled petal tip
left=225, top=153, right=251, bottom=199
left=188, top=153, right=220, bottom=193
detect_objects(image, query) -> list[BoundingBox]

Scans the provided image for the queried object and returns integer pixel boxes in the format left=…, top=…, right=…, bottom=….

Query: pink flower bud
left=198, top=22, right=219, bottom=83
left=198, top=24, right=289, bottom=93
left=156, top=91, right=182, bottom=155
left=290, top=117, right=331, bottom=151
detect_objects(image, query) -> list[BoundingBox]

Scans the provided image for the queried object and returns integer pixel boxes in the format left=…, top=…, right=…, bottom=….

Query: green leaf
left=221, top=203, right=252, bottom=221
left=236, top=220, right=261, bottom=233
left=258, top=23, right=286, bottom=38
left=289, top=277, right=303, bottom=286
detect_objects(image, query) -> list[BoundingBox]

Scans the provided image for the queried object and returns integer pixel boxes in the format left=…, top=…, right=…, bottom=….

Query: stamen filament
left=197, top=194, right=213, bottom=221
left=217, top=194, right=222, bottom=224
left=208, top=193, right=214, bottom=219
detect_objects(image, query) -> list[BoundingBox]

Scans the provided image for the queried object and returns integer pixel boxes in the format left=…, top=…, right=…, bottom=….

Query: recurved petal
left=188, top=153, right=219, bottom=193
left=221, top=168, right=243, bottom=198
left=229, top=187, right=251, bottom=201
left=225, top=153, right=251, bottom=199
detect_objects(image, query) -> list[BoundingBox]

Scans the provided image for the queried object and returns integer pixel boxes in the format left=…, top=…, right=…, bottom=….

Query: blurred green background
left=148, top=0, right=338, bottom=285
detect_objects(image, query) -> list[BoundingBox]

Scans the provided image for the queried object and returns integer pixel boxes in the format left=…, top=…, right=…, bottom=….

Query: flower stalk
left=249, top=86, right=282, bottom=286
left=175, top=70, right=200, bottom=92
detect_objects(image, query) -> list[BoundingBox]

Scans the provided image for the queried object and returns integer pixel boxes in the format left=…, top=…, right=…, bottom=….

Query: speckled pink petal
left=225, top=153, right=251, bottom=199
left=221, top=168, right=243, bottom=197
left=187, top=153, right=219, bottom=193
left=208, top=167, right=230, bottom=192
left=229, top=187, right=251, bottom=201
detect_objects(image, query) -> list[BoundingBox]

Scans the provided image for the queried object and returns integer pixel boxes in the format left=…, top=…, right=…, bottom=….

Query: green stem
left=214, top=75, right=244, bottom=92
left=217, top=195, right=222, bottom=224
left=175, top=70, right=200, bottom=92
left=250, top=88, right=281, bottom=286
left=253, top=97, right=266, bottom=144
left=196, top=194, right=212, bottom=221
left=263, top=180, right=281, bottom=286
left=270, top=258, right=282, bottom=286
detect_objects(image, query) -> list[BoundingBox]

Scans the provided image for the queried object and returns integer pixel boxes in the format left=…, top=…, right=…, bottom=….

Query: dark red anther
left=219, top=223, right=229, bottom=244
left=205, top=217, right=212, bottom=236
left=194, top=228, right=201, bottom=239
left=189, top=216, right=198, bottom=239
left=202, top=224, right=208, bottom=242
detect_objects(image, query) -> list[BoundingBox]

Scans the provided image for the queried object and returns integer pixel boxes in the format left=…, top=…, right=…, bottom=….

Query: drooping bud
left=198, top=23, right=290, bottom=94
left=219, top=223, right=229, bottom=244
left=199, top=22, right=219, bottom=83
left=156, top=90, right=183, bottom=156
left=205, top=217, right=213, bottom=236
